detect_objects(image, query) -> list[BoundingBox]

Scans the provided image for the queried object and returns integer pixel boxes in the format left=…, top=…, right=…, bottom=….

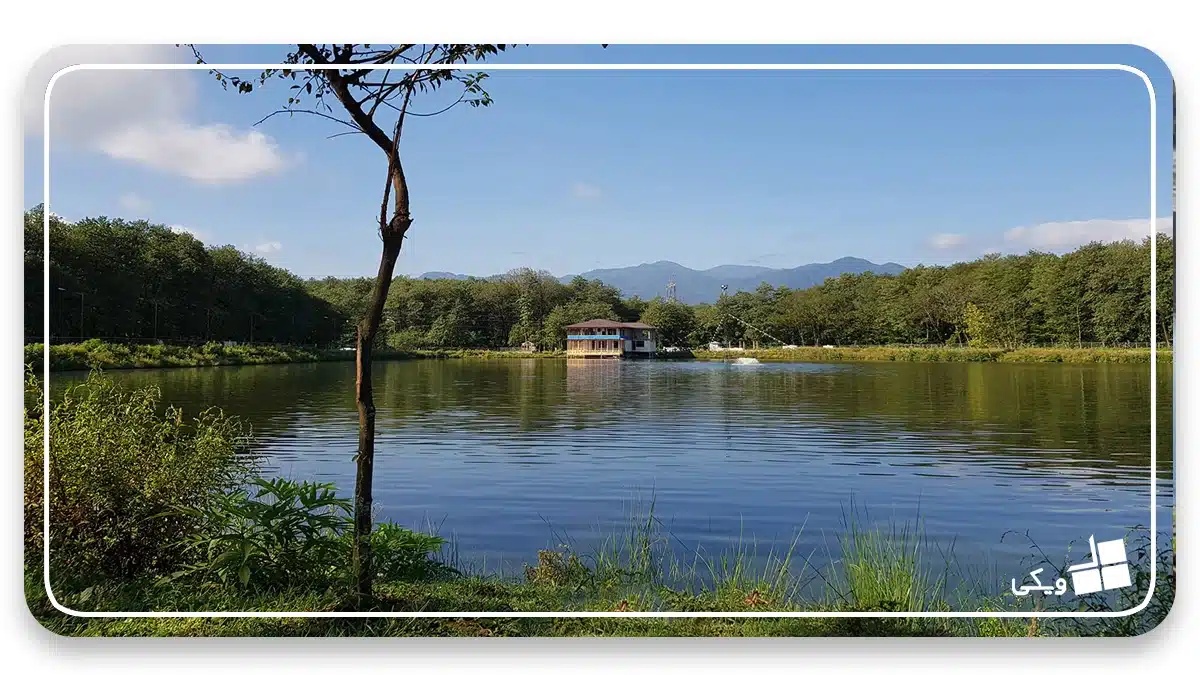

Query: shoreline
left=27, top=341, right=1170, bottom=372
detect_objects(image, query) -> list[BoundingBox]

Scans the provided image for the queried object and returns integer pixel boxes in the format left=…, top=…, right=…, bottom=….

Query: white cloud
left=97, top=123, right=286, bottom=185
left=118, top=192, right=150, bottom=213
left=23, top=45, right=186, bottom=138
left=1002, top=217, right=1172, bottom=252
left=255, top=241, right=283, bottom=254
left=168, top=225, right=208, bottom=242
left=25, top=44, right=288, bottom=184
left=571, top=182, right=601, bottom=200
left=928, top=233, right=966, bottom=250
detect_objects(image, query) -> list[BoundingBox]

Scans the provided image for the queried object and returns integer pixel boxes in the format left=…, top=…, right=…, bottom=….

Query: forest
left=25, top=206, right=1174, bottom=350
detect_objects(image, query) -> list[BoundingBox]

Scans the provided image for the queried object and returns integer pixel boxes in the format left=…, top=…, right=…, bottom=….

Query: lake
left=56, top=358, right=1173, bottom=593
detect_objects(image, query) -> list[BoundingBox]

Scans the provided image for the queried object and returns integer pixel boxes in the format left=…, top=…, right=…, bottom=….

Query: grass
left=25, top=491, right=1175, bottom=637
left=691, top=346, right=1170, bottom=364
left=28, top=340, right=328, bottom=372
left=836, top=517, right=943, bottom=612
left=21, top=521, right=965, bottom=637
left=26, top=340, right=567, bottom=372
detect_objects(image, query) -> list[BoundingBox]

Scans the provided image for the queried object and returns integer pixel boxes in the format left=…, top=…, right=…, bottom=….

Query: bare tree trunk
left=351, top=126, right=411, bottom=601
left=352, top=234, right=403, bottom=599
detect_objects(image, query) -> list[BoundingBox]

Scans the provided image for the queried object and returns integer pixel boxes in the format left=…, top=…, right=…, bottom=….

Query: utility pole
left=719, top=285, right=730, bottom=347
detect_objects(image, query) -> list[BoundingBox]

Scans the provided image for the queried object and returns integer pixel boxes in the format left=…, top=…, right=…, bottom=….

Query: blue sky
left=24, top=44, right=1173, bottom=279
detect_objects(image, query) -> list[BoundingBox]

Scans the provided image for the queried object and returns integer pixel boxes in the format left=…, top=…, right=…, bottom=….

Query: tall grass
left=833, top=517, right=946, bottom=612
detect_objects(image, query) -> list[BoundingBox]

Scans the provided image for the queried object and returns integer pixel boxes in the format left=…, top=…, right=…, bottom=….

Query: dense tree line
left=308, top=235, right=1172, bottom=350
left=305, top=272, right=645, bottom=351
left=682, top=234, right=1172, bottom=349
left=25, top=206, right=342, bottom=345
left=26, top=207, right=1173, bottom=349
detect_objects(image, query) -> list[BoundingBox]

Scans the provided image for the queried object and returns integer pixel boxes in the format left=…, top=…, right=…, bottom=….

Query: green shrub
left=26, top=370, right=251, bottom=589
left=172, top=477, right=351, bottom=589
left=23, top=369, right=45, bottom=567
left=369, top=522, right=455, bottom=582
left=24, top=344, right=44, bottom=371
left=524, top=547, right=592, bottom=588
left=690, top=346, right=1166, bottom=364
left=170, top=477, right=453, bottom=591
left=25, top=341, right=329, bottom=371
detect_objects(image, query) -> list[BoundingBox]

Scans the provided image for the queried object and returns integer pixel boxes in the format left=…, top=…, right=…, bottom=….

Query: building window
left=635, top=340, right=645, bottom=348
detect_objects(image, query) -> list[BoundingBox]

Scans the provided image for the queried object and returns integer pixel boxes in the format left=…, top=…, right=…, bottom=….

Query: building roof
left=565, top=319, right=658, bottom=330
left=565, top=319, right=624, bottom=329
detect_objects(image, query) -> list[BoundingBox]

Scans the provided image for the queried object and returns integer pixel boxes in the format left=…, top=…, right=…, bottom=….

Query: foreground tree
left=192, top=44, right=509, bottom=599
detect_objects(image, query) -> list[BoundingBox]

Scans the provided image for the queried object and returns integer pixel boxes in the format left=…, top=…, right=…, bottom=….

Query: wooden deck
left=565, top=348, right=624, bottom=359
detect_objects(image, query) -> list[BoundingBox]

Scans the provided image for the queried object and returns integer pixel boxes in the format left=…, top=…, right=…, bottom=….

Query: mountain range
left=418, top=257, right=906, bottom=304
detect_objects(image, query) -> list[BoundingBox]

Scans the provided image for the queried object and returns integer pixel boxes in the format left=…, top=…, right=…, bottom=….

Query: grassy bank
left=691, top=346, right=1170, bottom=364
left=24, top=370, right=1174, bottom=637
left=25, top=340, right=566, bottom=372
left=26, top=515, right=1175, bottom=638
left=27, top=340, right=1169, bottom=372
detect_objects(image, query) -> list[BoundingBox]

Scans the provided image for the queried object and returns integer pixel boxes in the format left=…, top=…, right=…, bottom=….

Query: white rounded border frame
left=41, top=60, right=1160, bottom=620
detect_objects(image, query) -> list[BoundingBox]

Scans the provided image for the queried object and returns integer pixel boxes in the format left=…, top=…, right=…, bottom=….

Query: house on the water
left=565, top=319, right=658, bottom=359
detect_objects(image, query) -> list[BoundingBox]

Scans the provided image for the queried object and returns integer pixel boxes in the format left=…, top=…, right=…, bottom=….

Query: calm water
left=57, top=359, right=1174, bottom=587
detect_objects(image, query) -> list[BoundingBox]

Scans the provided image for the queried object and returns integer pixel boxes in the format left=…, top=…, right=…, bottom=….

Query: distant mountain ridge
left=418, top=257, right=905, bottom=304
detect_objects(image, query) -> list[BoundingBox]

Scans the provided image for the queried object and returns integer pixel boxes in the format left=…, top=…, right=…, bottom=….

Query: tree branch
left=406, top=91, right=468, bottom=117
left=298, top=44, right=394, bottom=154
left=254, top=108, right=359, bottom=131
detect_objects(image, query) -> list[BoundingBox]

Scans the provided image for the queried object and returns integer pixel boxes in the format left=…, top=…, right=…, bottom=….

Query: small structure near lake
left=565, top=319, right=658, bottom=359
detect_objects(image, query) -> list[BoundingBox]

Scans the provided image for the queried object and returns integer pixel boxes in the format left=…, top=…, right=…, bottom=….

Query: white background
left=2, top=0, right=1193, bottom=671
